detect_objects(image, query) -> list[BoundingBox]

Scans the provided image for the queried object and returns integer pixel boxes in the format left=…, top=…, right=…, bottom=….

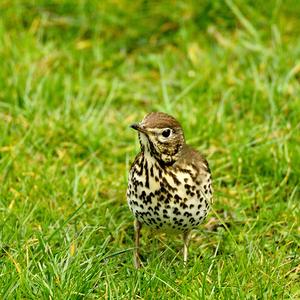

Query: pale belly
left=127, top=157, right=212, bottom=232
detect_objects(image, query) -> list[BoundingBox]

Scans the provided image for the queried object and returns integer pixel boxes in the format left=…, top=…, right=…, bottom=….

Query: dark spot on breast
left=151, top=218, right=157, bottom=224
left=167, top=170, right=181, bottom=186
left=180, top=203, right=188, bottom=209
left=146, top=194, right=152, bottom=204
left=173, top=207, right=181, bottom=215
left=159, top=195, right=165, bottom=202
left=158, top=167, right=162, bottom=177
left=183, top=212, right=192, bottom=217
left=174, top=194, right=182, bottom=203
left=161, top=186, right=167, bottom=194
left=150, top=165, right=154, bottom=177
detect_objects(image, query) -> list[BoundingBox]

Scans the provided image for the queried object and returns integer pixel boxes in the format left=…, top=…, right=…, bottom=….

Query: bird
left=127, top=112, right=212, bottom=268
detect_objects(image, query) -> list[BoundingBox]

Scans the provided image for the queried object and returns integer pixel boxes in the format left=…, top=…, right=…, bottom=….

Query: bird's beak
left=130, top=123, right=147, bottom=134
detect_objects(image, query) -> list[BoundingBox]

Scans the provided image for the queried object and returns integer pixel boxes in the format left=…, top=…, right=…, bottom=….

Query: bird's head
left=130, top=112, right=185, bottom=165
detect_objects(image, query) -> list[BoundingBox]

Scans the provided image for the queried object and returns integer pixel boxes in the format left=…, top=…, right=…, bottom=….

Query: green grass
left=0, top=0, right=299, bottom=298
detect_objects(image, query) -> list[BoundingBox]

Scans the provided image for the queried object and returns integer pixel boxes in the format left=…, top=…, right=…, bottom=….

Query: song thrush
left=127, top=112, right=212, bottom=268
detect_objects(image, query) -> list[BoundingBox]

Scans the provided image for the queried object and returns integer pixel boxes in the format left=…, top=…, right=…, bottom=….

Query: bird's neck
left=142, top=147, right=179, bottom=168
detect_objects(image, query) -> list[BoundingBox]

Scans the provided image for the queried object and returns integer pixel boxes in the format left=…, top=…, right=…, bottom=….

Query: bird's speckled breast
left=127, top=153, right=212, bottom=232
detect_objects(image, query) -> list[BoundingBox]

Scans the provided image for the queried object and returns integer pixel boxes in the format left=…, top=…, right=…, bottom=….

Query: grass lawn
left=0, top=0, right=299, bottom=298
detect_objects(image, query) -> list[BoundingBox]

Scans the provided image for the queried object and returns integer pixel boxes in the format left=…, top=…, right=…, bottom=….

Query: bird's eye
left=162, top=128, right=171, bottom=138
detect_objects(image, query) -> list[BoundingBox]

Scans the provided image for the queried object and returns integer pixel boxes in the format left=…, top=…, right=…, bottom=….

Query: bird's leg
left=134, top=219, right=142, bottom=269
left=183, top=230, right=191, bottom=266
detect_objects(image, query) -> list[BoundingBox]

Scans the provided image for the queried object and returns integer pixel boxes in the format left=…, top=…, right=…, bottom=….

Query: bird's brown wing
left=175, top=144, right=211, bottom=175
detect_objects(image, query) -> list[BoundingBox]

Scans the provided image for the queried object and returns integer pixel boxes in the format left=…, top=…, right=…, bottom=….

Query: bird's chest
left=128, top=155, right=182, bottom=204
left=127, top=154, right=211, bottom=232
